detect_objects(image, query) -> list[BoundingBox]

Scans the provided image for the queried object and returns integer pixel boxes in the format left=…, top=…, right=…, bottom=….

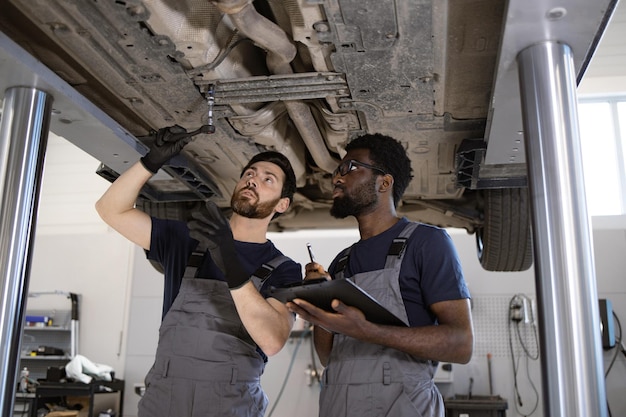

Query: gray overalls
left=138, top=253, right=288, bottom=417
left=320, top=222, right=444, bottom=417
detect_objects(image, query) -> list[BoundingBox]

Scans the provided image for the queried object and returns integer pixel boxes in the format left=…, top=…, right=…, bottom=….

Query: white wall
left=108, top=221, right=626, bottom=417
left=27, top=133, right=134, bottom=377
left=27, top=129, right=626, bottom=416
left=24, top=22, right=626, bottom=412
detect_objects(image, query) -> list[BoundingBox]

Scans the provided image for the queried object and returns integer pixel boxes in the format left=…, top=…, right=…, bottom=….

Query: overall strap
left=333, top=247, right=352, bottom=280
left=183, top=251, right=205, bottom=279
left=383, top=222, right=420, bottom=269
left=250, top=255, right=290, bottom=289
left=334, top=222, right=422, bottom=278
left=184, top=252, right=290, bottom=290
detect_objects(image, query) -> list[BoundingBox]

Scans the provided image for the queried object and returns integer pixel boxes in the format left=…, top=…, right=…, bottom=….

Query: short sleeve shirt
left=328, top=218, right=470, bottom=327
left=147, top=217, right=302, bottom=319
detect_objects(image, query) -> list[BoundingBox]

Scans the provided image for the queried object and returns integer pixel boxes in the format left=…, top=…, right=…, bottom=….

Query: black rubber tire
left=476, top=188, right=533, bottom=271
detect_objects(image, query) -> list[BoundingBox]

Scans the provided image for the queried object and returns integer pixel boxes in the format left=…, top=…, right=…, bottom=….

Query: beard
left=231, top=187, right=280, bottom=219
left=330, top=176, right=378, bottom=219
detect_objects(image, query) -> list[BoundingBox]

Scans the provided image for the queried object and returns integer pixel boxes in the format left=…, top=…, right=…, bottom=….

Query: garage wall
left=26, top=132, right=626, bottom=417
left=26, top=133, right=134, bottom=377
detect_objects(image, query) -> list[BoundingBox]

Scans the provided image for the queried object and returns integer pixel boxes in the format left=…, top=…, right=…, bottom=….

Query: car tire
left=476, top=188, right=533, bottom=271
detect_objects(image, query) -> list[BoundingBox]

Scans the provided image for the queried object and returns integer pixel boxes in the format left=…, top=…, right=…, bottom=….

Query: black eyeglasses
left=333, top=159, right=387, bottom=177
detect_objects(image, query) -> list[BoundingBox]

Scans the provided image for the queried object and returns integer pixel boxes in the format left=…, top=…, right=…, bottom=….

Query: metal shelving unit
left=19, top=292, right=79, bottom=382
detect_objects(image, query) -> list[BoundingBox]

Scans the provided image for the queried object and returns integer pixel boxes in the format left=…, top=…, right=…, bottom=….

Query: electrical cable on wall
left=604, top=311, right=624, bottom=378
left=267, top=325, right=313, bottom=417
left=508, top=294, right=540, bottom=417
left=604, top=310, right=624, bottom=417
left=309, top=327, right=322, bottom=385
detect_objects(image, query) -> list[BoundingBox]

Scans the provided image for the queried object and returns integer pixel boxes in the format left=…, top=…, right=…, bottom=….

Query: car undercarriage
left=0, top=0, right=616, bottom=271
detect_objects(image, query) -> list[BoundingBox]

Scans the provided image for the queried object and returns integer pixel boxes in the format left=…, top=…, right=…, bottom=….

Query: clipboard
left=269, top=279, right=408, bottom=327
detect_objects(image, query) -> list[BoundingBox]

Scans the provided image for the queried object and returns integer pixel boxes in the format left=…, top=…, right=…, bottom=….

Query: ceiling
left=582, top=0, right=626, bottom=80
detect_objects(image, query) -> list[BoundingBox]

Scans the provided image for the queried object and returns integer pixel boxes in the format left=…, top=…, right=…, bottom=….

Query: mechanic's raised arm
left=95, top=162, right=154, bottom=250
left=96, top=125, right=196, bottom=250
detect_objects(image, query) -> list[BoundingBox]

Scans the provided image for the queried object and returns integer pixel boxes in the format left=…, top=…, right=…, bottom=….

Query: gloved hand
left=140, top=125, right=193, bottom=174
left=188, top=202, right=251, bottom=289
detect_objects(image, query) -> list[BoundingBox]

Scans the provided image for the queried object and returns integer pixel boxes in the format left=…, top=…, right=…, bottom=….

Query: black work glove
left=187, top=202, right=251, bottom=289
left=140, top=125, right=193, bottom=174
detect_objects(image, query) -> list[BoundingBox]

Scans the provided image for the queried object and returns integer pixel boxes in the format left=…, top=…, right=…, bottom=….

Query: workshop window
left=578, top=97, right=626, bottom=216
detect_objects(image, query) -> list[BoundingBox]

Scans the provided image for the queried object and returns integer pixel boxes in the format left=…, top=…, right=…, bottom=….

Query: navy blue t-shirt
left=147, top=217, right=302, bottom=319
left=328, top=218, right=470, bottom=327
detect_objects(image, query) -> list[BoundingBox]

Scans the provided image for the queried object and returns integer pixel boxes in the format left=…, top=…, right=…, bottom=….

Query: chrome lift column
left=0, top=86, right=52, bottom=417
left=518, top=41, right=607, bottom=417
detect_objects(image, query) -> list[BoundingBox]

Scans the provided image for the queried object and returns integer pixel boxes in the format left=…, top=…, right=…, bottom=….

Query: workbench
left=34, top=379, right=124, bottom=417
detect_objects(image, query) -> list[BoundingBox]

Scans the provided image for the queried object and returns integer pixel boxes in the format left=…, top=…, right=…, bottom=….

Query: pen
left=306, top=243, right=316, bottom=263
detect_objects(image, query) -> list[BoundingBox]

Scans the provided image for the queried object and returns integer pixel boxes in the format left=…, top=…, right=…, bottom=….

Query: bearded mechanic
left=95, top=126, right=302, bottom=417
